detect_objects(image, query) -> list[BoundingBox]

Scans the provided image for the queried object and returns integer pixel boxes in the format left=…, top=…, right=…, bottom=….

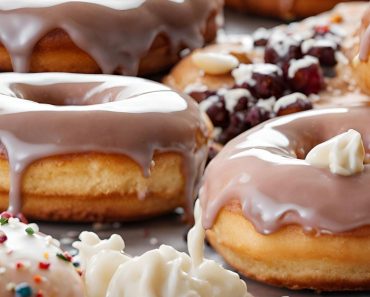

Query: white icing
left=232, top=63, right=281, bottom=86
left=223, top=88, right=251, bottom=112
left=192, top=52, right=239, bottom=75
left=336, top=51, right=349, bottom=65
left=0, top=218, right=84, bottom=297
left=288, top=55, right=319, bottom=79
left=252, top=28, right=270, bottom=43
left=0, top=0, right=146, bottom=10
left=74, top=201, right=251, bottom=297
left=273, top=92, right=308, bottom=113
left=306, top=129, right=365, bottom=176
left=256, top=97, right=276, bottom=113
left=199, top=95, right=219, bottom=112
left=301, top=38, right=337, bottom=54
left=267, top=30, right=299, bottom=57
left=184, top=83, right=208, bottom=95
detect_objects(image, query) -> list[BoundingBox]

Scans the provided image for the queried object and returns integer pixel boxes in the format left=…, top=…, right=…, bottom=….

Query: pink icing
left=201, top=107, right=370, bottom=235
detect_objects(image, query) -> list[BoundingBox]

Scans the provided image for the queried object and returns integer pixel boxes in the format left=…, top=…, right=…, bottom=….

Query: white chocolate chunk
left=192, top=52, right=239, bottom=75
left=306, top=129, right=365, bottom=176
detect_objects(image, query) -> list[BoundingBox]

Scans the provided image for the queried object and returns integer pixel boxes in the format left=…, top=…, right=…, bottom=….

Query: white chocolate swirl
left=74, top=201, right=251, bottom=297
left=306, top=129, right=365, bottom=176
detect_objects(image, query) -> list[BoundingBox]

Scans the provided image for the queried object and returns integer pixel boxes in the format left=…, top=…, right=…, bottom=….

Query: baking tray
left=38, top=9, right=370, bottom=297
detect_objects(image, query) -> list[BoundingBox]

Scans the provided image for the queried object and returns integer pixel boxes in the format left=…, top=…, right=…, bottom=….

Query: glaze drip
left=359, top=5, right=370, bottom=62
left=0, top=0, right=222, bottom=75
left=201, top=107, right=370, bottom=235
left=0, top=73, right=208, bottom=216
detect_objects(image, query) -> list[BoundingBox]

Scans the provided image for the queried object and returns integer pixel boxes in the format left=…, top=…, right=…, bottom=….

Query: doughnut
left=200, top=107, right=370, bottom=291
left=72, top=201, right=252, bottom=297
left=225, top=0, right=359, bottom=20
left=0, top=73, right=209, bottom=222
left=353, top=4, right=370, bottom=95
left=165, top=2, right=370, bottom=145
left=0, top=0, right=222, bottom=76
left=0, top=213, right=84, bottom=297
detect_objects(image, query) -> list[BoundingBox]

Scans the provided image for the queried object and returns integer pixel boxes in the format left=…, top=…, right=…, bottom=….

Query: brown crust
left=0, top=152, right=190, bottom=222
left=207, top=200, right=370, bottom=291
left=0, top=11, right=219, bottom=76
left=225, top=0, right=359, bottom=20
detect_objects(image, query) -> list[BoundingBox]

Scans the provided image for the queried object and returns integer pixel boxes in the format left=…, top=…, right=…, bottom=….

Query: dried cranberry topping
left=287, top=57, right=324, bottom=95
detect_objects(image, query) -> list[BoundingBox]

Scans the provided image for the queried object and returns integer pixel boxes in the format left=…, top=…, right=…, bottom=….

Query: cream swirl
left=73, top=201, right=251, bottom=297
left=306, top=129, right=365, bottom=176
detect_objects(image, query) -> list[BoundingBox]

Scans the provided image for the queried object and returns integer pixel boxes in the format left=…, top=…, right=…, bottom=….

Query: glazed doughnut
left=0, top=214, right=84, bottom=297
left=353, top=4, right=370, bottom=95
left=0, top=0, right=222, bottom=76
left=200, top=107, right=370, bottom=291
left=225, top=0, right=359, bottom=20
left=0, top=73, right=209, bottom=222
left=165, top=2, right=370, bottom=145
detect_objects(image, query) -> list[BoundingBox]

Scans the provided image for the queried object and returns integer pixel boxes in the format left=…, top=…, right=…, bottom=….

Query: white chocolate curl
left=305, top=129, right=365, bottom=176
left=192, top=52, right=239, bottom=75
left=73, top=201, right=251, bottom=297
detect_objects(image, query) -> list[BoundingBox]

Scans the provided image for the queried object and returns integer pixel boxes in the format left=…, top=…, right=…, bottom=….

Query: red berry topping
left=264, top=32, right=302, bottom=66
left=0, top=231, right=7, bottom=244
left=200, top=96, right=230, bottom=128
left=287, top=56, right=324, bottom=95
left=16, top=213, right=28, bottom=224
left=0, top=211, right=12, bottom=219
left=38, top=262, right=50, bottom=270
left=314, top=25, right=330, bottom=35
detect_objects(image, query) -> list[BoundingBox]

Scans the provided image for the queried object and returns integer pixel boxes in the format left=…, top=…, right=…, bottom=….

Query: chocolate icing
left=359, top=5, right=370, bottom=62
left=201, top=107, right=370, bottom=235
left=0, top=0, right=222, bottom=75
left=0, top=73, right=208, bottom=215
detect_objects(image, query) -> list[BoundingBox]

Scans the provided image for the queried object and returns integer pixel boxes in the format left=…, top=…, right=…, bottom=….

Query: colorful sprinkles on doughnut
left=0, top=212, right=84, bottom=297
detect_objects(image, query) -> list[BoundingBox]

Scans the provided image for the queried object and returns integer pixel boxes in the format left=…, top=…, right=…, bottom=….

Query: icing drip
left=0, top=0, right=222, bottom=75
left=73, top=200, right=251, bottom=297
left=201, top=107, right=370, bottom=235
left=359, top=5, right=370, bottom=62
left=0, top=73, right=208, bottom=217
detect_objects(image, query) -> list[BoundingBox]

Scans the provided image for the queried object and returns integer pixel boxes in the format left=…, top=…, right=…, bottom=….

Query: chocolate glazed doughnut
left=225, top=0, right=359, bottom=20
left=201, top=107, right=370, bottom=291
left=0, top=0, right=223, bottom=76
left=0, top=73, right=209, bottom=222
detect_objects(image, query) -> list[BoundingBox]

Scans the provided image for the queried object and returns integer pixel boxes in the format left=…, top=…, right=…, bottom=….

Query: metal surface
left=38, top=9, right=369, bottom=297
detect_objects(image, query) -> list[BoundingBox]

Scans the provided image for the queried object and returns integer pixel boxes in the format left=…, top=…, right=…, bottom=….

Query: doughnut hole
left=8, top=82, right=122, bottom=105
